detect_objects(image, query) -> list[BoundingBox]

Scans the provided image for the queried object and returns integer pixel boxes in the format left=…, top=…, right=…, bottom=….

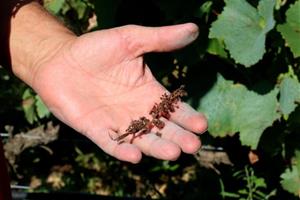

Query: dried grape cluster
left=111, top=85, right=187, bottom=143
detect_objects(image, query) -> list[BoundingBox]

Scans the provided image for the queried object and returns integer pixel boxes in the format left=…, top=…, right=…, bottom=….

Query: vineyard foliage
left=209, top=0, right=276, bottom=67
left=198, top=74, right=279, bottom=148
left=1, top=0, right=300, bottom=198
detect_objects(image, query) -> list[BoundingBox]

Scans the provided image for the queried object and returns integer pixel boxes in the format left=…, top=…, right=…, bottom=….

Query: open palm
left=32, top=23, right=207, bottom=163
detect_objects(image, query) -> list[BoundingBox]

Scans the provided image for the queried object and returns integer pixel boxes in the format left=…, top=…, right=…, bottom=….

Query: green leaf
left=44, top=0, right=65, bottom=15
left=35, top=95, right=50, bottom=119
left=254, top=177, right=267, bottom=188
left=207, top=39, right=228, bottom=58
left=209, top=0, right=276, bottom=67
left=280, top=151, right=300, bottom=196
left=22, top=88, right=37, bottom=124
left=279, top=73, right=300, bottom=117
left=69, top=0, right=88, bottom=20
left=22, top=89, right=50, bottom=124
left=195, top=1, right=213, bottom=19
left=198, top=74, right=280, bottom=148
left=277, top=0, right=300, bottom=58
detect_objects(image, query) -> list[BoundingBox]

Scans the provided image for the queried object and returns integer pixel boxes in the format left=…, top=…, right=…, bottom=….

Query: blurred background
left=1, top=0, right=300, bottom=199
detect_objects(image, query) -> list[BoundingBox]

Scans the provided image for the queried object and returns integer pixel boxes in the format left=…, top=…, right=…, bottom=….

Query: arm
left=0, top=1, right=207, bottom=163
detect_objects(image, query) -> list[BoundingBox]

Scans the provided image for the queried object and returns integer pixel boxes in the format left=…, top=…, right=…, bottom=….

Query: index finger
left=169, top=102, right=208, bottom=134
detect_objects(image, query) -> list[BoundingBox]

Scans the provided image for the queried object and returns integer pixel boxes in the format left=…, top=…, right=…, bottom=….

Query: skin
left=2, top=1, right=208, bottom=163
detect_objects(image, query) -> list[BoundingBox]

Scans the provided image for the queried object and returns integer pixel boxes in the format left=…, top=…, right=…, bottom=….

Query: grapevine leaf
left=279, top=75, right=300, bottom=117
left=44, top=0, right=64, bottom=15
left=277, top=0, right=300, bottom=58
left=198, top=74, right=280, bottom=149
left=209, top=0, right=276, bottom=67
left=35, top=95, right=50, bottom=119
left=280, top=151, right=300, bottom=196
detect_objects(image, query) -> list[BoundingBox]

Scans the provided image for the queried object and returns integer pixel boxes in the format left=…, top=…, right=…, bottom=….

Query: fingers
left=143, top=83, right=207, bottom=134
left=115, top=118, right=202, bottom=160
left=83, top=101, right=207, bottom=163
left=170, top=102, right=208, bottom=134
left=117, top=23, right=199, bottom=57
left=154, top=119, right=202, bottom=154
left=131, top=133, right=181, bottom=160
left=85, top=128, right=142, bottom=164
left=88, top=127, right=182, bottom=161
left=116, top=116, right=203, bottom=159
left=85, top=117, right=203, bottom=163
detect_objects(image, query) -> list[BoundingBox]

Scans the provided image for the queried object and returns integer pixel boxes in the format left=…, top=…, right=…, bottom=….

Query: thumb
left=118, top=23, right=199, bottom=57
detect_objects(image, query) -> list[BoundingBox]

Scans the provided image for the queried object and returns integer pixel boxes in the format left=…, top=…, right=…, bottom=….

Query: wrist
left=25, top=31, right=76, bottom=87
left=7, top=1, right=76, bottom=86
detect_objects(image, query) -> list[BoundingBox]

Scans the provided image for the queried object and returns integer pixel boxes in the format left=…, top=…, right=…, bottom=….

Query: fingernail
left=186, top=23, right=199, bottom=41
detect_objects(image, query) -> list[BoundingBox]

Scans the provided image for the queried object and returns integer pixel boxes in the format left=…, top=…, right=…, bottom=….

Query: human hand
left=31, top=23, right=207, bottom=163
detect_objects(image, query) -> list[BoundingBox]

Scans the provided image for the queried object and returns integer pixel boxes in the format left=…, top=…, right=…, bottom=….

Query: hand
left=32, top=23, right=207, bottom=163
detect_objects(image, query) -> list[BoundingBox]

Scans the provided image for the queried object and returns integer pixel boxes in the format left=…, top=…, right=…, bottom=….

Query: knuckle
left=117, top=25, right=144, bottom=55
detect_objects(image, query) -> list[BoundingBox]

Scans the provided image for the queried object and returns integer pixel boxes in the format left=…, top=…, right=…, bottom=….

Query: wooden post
left=0, top=139, right=12, bottom=200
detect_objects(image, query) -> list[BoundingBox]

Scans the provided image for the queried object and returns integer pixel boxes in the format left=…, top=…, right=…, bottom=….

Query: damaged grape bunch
left=110, top=85, right=187, bottom=143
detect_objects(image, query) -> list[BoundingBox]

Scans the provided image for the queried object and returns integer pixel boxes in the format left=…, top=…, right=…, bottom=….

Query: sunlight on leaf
left=198, top=74, right=280, bottom=148
left=209, top=0, right=276, bottom=67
